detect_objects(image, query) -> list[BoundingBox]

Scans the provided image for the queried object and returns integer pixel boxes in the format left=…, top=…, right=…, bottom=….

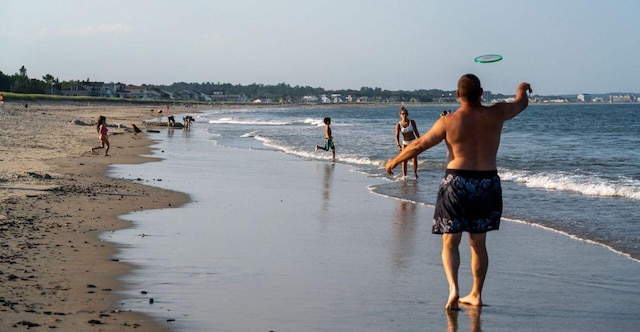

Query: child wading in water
left=91, top=115, right=110, bottom=156
left=314, top=117, right=335, bottom=161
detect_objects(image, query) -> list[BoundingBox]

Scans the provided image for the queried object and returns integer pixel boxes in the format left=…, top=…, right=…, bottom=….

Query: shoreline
left=0, top=102, right=200, bottom=330
left=103, top=134, right=640, bottom=331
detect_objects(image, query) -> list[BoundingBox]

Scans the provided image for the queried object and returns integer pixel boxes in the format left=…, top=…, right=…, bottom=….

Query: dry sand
left=0, top=101, right=197, bottom=330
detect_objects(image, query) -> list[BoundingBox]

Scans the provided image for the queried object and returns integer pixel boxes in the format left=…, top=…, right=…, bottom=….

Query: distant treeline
left=1, top=65, right=512, bottom=102
left=151, top=81, right=461, bottom=103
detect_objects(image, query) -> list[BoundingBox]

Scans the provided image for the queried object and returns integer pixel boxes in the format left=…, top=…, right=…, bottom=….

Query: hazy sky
left=2, top=0, right=638, bottom=95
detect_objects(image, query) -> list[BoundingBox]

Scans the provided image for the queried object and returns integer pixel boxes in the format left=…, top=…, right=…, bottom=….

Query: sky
left=1, top=0, right=639, bottom=95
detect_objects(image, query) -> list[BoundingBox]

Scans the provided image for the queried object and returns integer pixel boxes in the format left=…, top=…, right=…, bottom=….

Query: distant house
left=127, top=85, right=146, bottom=99
left=150, top=88, right=174, bottom=100
left=125, top=85, right=160, bottom=100
left=609, top=94, right=637, bottom=103
left=61, top=81, right=106, bottom=97
left=147, top=89, right=161, bottom=100
left=577, top=93, right=592, bottom=102
left=104, top=82, right=127, bottom=98
left=86, top=82, right=108, bottom=97
left=301, top=95, right=319, bottom=103
left=211, top=90, right=226, bottom=101
left=176, top=90, right=198, bottom=100
left=61, top=83, right=90, bottom=97
left=196, top=91, right=211, bottom=102
left=320, top=94, right=332, bottom=103
left=483, top=90, right=493, bottom=102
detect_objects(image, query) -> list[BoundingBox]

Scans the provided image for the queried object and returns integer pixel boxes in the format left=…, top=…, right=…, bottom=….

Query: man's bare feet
left=445, top=289, right=460, bottom=310
left=459, top=293, right=482, bottom=307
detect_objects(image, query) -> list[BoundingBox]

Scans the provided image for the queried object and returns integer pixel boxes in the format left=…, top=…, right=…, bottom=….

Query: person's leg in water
left=316, top=140, right=335, bottom=161
left=401, top=160, right=408, bottom=177
left=401, top=145, right=409, bottom=177
left=442, top=232, right=462, bottom=310
left=459, top=232, right=488, bottom=307
left=411, top=156, right=419, bottom=179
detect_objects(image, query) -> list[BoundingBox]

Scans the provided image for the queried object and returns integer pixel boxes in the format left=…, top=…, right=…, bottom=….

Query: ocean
left=104, top=102, right=640, bottom=330
left=197, top=103, right=640, bottom=260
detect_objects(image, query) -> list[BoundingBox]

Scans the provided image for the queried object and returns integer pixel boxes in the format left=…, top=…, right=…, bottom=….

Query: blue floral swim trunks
left=433, top=169, right=502, bottom=234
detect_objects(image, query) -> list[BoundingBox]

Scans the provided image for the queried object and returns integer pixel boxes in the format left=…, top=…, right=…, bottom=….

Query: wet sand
left=104, top=134, right=640, bottom=331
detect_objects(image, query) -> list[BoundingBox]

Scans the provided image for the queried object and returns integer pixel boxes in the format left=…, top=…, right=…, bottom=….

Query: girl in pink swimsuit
left=91, top=115, right=110, bottom=156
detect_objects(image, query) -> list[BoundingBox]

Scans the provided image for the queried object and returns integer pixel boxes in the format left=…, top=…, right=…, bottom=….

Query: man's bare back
left=385, top=80, right=531, bottom=174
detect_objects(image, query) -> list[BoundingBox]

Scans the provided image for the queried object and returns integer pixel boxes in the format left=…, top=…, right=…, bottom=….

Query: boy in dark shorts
left=314, top=117, right=335, bottom=161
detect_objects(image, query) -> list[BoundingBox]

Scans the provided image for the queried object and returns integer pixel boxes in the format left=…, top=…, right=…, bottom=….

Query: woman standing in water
left=91, top=115, right=110, bottom=156
left=394, top=106, right=420, bottom=179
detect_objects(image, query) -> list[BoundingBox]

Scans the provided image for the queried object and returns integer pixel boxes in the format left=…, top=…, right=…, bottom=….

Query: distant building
left=211, top=90, right=226, bottom=101
left=482, top=90, right=492, bottom=102
left=126, top=85, right=158, bottom=100
left=609, top=94, right=637, bottom=103
left=319, top=94, right=332, bottom=104
left=577, top=93, right=592, bottom=102
left=61, top=81, right=107, bottom=97
left=301, top=95, right=319, bottom=103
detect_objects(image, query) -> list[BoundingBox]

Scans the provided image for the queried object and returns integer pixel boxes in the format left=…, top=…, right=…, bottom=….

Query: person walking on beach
left=315, top=117, right=335, bottom=161
left=91, top=115, right=110, bottom=156
left=395, top=106, right=420, bottom=179
left=386, top=74, right=532, bottom=310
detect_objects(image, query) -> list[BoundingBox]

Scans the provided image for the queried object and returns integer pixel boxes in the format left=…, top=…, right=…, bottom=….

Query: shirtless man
left=386, top=74, right=532, bottom=310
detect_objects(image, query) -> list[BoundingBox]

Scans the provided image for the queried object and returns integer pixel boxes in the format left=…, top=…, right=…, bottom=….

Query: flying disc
left=474, top=54, right=503, bottom=63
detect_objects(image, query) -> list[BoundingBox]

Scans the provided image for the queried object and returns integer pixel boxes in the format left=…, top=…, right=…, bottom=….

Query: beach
left=0, top=102, right=196, bottom=330
left=1, top=102, right=639, bottom=331
left=107, top=113, right=639, bottom=331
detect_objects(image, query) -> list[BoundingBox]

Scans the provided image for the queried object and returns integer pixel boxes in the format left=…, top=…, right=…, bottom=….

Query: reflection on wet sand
left=446, top=307, right=483, bottom=332
left=389, top=180, right=423, bottom=270
left=321, top=163, right=334, bottom=211
left=317, top=163, right=335, bottom=224
left=390, top=199, right=418, bottom=270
